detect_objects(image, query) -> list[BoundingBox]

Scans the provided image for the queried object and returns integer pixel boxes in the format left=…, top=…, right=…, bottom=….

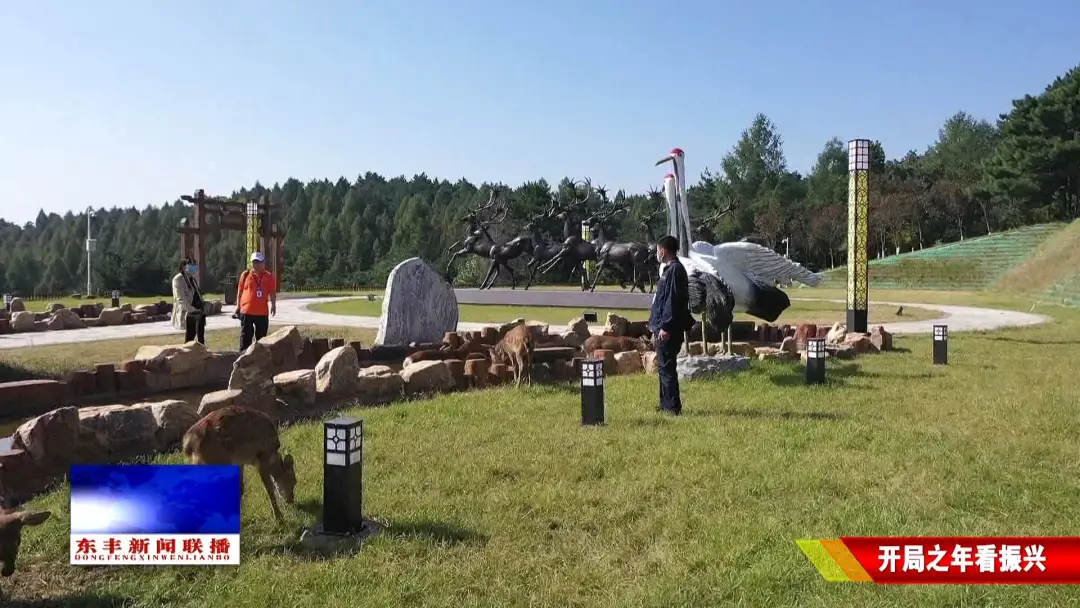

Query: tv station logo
left=69, top=464, right=242, bottom=566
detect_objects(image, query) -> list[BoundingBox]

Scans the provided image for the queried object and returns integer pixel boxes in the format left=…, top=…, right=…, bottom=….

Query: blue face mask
left=187, top=264, right=198, bottom=275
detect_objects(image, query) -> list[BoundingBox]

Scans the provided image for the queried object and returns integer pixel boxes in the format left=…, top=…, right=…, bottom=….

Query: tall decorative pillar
left=847, top=139, right=871, bottom=334
left=245, top=199, right=261, bottom=266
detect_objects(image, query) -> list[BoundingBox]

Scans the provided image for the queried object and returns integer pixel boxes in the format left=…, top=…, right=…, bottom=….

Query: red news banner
left=800, top=537, right=1080, bottom=584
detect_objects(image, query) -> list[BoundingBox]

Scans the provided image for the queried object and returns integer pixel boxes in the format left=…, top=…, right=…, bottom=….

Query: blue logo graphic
left=69, top=465, right=242, bottom=535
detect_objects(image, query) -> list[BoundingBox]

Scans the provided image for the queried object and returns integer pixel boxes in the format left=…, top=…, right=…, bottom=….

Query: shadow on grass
left=0, top=359, right=54, bottom=383
left=380, top=519, right=489, bottom=546
left=711, top=408, right=847, bottom=421
left=766, top=361, right=863, bottom=388
left=251, top=509, right=487, bottom=562
left=990, top=336, right=1080, bottom=346
left=2, top=592, right=136, bottom=608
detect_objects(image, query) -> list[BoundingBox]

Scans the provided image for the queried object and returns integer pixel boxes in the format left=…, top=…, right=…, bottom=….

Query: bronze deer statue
left=445, top=187, right=509, bottom=283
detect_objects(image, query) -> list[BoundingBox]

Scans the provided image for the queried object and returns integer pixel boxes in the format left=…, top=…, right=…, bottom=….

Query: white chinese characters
left=877, top=543, right=1047, bottom=575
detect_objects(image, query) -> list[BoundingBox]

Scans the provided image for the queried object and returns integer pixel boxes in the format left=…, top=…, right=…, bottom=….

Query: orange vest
left=238, top=270, right=276, bottom=315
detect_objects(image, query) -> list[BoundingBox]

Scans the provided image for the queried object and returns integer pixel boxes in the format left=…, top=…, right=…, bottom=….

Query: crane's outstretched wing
left=712, top=242, right=823, bottom=287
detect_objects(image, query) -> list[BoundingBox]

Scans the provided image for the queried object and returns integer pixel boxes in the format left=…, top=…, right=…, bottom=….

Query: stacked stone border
left=0, top=298, right=225, bottom=335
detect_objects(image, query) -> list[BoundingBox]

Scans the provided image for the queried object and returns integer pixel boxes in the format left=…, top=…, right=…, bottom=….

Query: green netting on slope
left=820, top=224, right=1065, bottom=290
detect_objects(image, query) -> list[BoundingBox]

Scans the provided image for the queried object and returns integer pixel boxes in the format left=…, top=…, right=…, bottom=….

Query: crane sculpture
left=654, top=147, right=824, bottom=353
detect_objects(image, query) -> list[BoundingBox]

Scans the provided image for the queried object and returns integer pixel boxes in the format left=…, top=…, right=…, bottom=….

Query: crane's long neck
left=672, top=155, right=692, bottom=256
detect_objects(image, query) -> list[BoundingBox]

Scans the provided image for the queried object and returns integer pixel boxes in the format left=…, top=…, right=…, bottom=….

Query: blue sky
left=2, top=0, right=1077, bottom=225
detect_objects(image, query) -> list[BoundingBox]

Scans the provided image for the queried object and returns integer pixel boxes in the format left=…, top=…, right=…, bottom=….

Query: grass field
left=3, top=288, right=1079, bottom=606
left=311, top=297, right=943, bottom=327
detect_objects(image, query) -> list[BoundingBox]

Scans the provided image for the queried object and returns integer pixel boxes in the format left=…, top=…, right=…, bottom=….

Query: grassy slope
left=821, top=223, right=1066, bottom=291
left=996, top=219, right=1080, bottom=306
left=6, top=290, right=1080, bottom=606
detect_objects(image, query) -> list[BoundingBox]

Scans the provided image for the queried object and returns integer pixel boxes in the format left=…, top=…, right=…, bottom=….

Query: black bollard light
left=3, top=293, right=11, bottom=313
left=110, top=290, right=120, bottom=308
left=805, top=338, right=826, bottom=385
left=933, top=324, right=948, bottom=365
left=323, top=417, right=365, bottom=535
left=583, top=311, right=598, bottom=323
left=580, top=358, right=605, bottom=425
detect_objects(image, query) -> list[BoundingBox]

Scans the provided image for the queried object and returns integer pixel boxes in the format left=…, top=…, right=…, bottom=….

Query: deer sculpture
left=478, top=195, right=539, bottom=290
left=445, top=187, right=509, bottom=283
left=691, top=197, right=740, bottom=245
left=640, top=187, right=668, bottom=293
left=522, top=185, right=591, bottom=290
left=584, top=187, right=650, bottom=293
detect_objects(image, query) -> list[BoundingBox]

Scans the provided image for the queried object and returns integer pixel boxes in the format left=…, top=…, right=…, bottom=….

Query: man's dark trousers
left=239, top=314, right=269, bottom=351
left=657, top=337, right=683, bottom=414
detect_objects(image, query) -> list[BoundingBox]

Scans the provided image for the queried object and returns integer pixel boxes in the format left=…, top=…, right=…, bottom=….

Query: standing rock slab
left=676, top=355, right=751, bottom=381
left=375, top=257, right=459, bottom=346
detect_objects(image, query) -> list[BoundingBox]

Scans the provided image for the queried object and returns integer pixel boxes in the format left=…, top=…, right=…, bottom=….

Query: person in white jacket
left=171, top=258, right=205, bottom=344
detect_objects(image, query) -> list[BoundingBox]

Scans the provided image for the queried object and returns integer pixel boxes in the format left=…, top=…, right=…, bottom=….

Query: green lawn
left=311, top=297, right=943, bottom=327
left=9, top=292, right=1080, bottom=606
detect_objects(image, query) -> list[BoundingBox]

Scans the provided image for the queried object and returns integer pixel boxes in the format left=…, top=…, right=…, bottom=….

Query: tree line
left=1, top=64, right=1076, bottom=297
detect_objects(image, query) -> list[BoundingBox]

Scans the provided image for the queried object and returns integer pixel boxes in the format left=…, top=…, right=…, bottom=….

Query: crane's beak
left=655, top=154, right=675, bottom=168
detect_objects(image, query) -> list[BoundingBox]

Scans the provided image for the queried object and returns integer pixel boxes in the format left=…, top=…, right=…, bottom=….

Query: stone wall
left=0, top=299, right=224, bottom=334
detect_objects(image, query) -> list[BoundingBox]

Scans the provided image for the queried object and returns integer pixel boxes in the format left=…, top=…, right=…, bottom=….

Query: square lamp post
left=323, top=417, right=364, bottom=535
left=933, top=325, right=948, bottom=365
left=805, top=338, right=826, bottom=385
left=580, top=358, right=605, bottom=425
left=3, top=294, right=11, bottom=313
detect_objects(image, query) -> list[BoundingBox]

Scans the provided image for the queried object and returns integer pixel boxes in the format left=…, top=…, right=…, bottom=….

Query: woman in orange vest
left=235, top=251, right=277, bottom=351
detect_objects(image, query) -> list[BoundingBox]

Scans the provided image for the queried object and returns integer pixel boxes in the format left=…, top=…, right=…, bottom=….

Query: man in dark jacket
left=648, top=235, right=692, bottom=415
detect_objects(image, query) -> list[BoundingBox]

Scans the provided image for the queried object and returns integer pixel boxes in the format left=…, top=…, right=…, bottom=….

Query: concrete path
left=0, top=291, right=1051, bottom=350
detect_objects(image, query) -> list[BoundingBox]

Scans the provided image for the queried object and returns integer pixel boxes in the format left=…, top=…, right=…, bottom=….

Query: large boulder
left=198, top=389, right=246, bottom=416
left=134, top=341, right=212, bottom=375
left=228, top=341, right=275, bottom=399
left=261, top=325, right=305, bottom=372
left=375, top=257, right=459, bottom=346
left=8, top=297, right=25, bottom=312
left=53, top=308, right=85, bottom=329
left=274, top=369, right=317, bottom=407
left=11, top=311, right=36, bottom=332
left=76, top=404, right=161, bottom=463
left=614, top=351, right=644, bottom=375
left=356, top=365, right=405, bottom=403
left=131, top=399, right=200, bottom=449
left=11, top=407, right=80, bottom=474
left=676, top=355, right=751, bottom=381
left=315, top=346, right=360, bottom=397
left=98, top=307, right=126, bottom=326
left=400, top=360, right=454, bottom=395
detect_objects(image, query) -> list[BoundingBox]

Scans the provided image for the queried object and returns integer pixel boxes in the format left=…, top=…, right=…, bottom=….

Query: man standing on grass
left=648, top=235, right=691, bottom=415
left=236, top=251, right=277, bottom=351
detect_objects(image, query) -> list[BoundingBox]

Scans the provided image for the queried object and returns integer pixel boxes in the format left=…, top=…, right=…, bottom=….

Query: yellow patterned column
left=246, top=200, right=261, bottom=267
left=847, top=139, right=870, bottom=333
left=582, top=221, right=596, bottom=281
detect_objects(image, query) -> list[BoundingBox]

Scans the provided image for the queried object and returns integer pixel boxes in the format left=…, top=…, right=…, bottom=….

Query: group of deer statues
left=444, top=179, right=737, bottom=292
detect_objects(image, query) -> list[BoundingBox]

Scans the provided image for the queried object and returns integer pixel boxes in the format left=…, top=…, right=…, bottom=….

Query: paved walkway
left=0, top=292, right=1051, bottom=350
